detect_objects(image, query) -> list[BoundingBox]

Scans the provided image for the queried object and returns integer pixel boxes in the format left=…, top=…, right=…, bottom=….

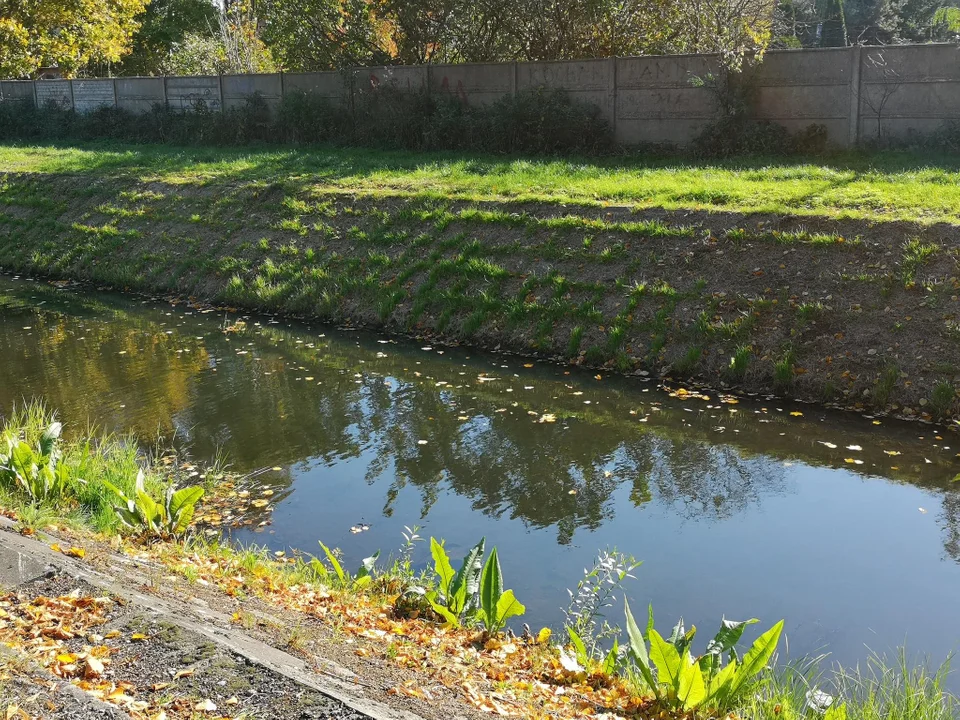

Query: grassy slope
left=1, top=142, right=959, bottom=419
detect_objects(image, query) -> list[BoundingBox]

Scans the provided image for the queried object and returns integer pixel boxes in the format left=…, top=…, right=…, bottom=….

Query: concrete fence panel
left=616, top=55, right=718, bottom=144
left=858, top=44, right=960, bottom=140
left=354, top=66, right=428, bottom=96
left=72, top=79, right=116, bottom=113
left=282, top=71, right=345, bottom=103
left=35, top=80, right=73, bottom=110
left=751, top=48, right=852, bottom=140
left=116, top=77, right=165, bottom=113
left=166, top=76, right=221, bottom=111
left=517, top=59, right=615, bottom=124
left=0, top=81, right=34, bottom=106
left=222, top=73, right=282, bottom=110
left=11, top=44, right=960, bottom=147
left=429, top=63, right=514, bottom=106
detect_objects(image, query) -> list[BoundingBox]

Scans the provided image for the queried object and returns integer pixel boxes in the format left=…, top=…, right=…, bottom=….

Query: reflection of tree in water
left=6, top=279, right=953, bottom=551
left=937, top=491, right=960, bottom=564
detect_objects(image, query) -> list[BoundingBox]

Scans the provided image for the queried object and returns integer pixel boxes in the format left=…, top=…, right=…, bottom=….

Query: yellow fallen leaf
left=174, top=669, right=195, bottom=680
left=50, top=543, right=62, bottom=553
left=131, top=633, right=148, bottom=641
left=271, top=466, right=282, bottom=471
left=251, top=499, right=269, bottom=508
left=790, top=411, right=803, bottom=417
left=884, top=450, right=901, bottom=456
left=225, top=696, right=239, bottom=706
left=537, top=627, right=552, bottom=644
left=104, top=630, right=121, bottom=639
left=66, top=546, right=86, bottom=559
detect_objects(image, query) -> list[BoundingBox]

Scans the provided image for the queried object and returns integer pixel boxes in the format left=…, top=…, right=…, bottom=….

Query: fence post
left=217, top=74, right=224, bottom=112
left=848, top=45, right=862, bottom=147
left=278, top=71, right=285, bottom=99
left=610, top=56, right=618, bottom=138
left=67, top=79, right=76, bottom=111
left=512, top=62, right=518, bottom=97
left=31, top=80, right=39, bottom=110
left=426, top=64, right=432, bottom=99
left=161, top=76, right=168, bottom=107
left=112, top=77, right=119, bottom=108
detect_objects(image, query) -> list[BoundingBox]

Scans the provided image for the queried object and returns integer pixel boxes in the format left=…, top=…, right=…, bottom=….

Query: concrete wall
left=9, top=44, right=960, bottom=147
left=116, top=77, right=165, bottom=113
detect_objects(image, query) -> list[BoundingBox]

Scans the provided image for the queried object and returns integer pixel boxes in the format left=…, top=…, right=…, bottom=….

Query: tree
left=117, top=0, right=218, bottom=76
left=163, top=2, right=275, bottom=75
left=262, top=0, right=394, bottom=70
left=0, top=0, right=148, bottom=78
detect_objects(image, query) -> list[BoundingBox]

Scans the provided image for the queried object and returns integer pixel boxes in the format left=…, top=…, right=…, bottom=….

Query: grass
left=740, top=651, right=958, bottom=720
left=8, top=142, right=960, bottom=223
left=0, top=401, right=165, bottom=533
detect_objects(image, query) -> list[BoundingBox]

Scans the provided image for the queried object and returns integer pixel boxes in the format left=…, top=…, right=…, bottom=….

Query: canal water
left=1, top=274, right=959, bottom=668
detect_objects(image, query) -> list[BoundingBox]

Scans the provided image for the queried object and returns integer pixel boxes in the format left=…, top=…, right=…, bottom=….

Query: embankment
left=1, top=144, right=958, bottom=422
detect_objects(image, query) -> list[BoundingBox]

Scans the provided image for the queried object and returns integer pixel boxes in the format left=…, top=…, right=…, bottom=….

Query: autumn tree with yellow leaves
left=0, top=0, right=148, bottom=78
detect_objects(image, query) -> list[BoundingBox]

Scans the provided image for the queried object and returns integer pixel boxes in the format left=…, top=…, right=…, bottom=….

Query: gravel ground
left=7, top=571, right=376, bottom=720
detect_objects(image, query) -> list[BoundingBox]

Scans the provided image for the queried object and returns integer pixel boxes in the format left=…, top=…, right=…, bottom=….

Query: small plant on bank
left=421, top=537, right=525, bottom=633
left=564, top=548, right=641, bottom=667
left=727, top=344, right=752, bottom=381
left=103, top=470, right=204, bottom=538
left=0, top=420, right=70, bottom=502
left=930, top=380, right=957, bottom=418
left=313, top=541, right=380, bottom=590
left=624, top=600, right=784, bottom=713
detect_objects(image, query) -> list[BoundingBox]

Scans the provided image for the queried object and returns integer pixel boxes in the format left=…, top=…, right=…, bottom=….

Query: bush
left=0, top=86, right=613, bottom=157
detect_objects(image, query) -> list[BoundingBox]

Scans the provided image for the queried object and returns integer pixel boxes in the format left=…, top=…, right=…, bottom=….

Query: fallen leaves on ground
left=0, top=589, right=231, bottom=720
left=147, top=543, right=655, bottom=719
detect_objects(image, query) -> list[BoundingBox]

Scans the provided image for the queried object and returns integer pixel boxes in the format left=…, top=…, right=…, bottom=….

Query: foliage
left=477, top=548, right=525, bottom=634
left=0, top=87, right=611, bottom=156
left=261, top=0, right=772, bottom=69
left=563, top=549, right=641, bottom=662
left=625, top=599, right=784, bottom=712
left=312, top=541, right=381, bottom=589
left=691, top=68, right=828, bottom=158
left=0, top=0, right=148, bottom=78
left=113, top=0, right=218, bottom=76
left=0, top=420, right=69, bottom=502
left=426, top=537, right=525, bottom=632
left=102, top=470, right=204, bottom=538
left=162, top=2, right=275, bottom=75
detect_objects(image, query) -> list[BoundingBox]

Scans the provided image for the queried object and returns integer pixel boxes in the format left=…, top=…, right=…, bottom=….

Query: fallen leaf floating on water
left=844, top=458, right=864, bottom=465
left=884, top=450, right=902, bottom=456
left=846, top=445, right=863, bottom=451
left=790, top=411, right=804, bottom=417
left=538, top=413, right=557, bottom=423
left=819, top=442, right=838, bottom=449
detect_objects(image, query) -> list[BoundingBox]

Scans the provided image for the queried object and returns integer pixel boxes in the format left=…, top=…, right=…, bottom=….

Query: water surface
left=1, top=274, right=959, bottom=668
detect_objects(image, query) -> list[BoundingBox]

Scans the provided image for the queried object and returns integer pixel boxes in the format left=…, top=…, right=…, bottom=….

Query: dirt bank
left=0, top=168, right=958, bottom=422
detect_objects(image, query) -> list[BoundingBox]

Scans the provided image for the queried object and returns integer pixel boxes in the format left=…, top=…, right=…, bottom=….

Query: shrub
left=0, top=86, right=612, bottom=156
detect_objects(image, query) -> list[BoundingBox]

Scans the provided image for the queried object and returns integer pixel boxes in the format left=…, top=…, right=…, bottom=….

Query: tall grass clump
left=736, top=650, right=957, bottom=720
